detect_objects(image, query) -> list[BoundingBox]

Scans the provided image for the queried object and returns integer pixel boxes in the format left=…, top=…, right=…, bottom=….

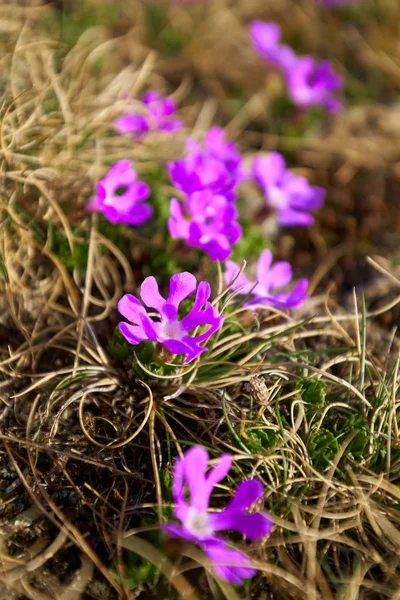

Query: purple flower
left=249, top=21, right=343, bottom=111
left=253, top=152, right=325, bottom=227
left=115, top=90, right=182, bottom=137
left=321, top=0, right=357, bottom=5
left=287, top=57, right=343, bottom=111
left=249, top=21, right=296, bottom=71
left=87, top=160, right=152, bottom=226
left=225, top=249, right=309, bottom=310
left=118, top=272, right=224, bottom=363
left=169, top=191, right=242, bottom=262
left=164, top=446, right=272, bottom=584
left=168, top=128, right=244, bottom=201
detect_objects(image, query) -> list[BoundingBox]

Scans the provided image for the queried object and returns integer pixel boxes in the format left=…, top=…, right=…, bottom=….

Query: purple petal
left=253, top=153, right=286, bottom=193
left=118, top=322, right=147, bottom=345
left=267, top=261, right=293, bottom=290
left=201, top=538, right=257, bottom=584
left=226, top=478, right=265, bottom=512
left=114, top=114, right=149, bottom=136
left=180, top=282, right=211, bottom=332
left=140, top=276, right=166, bottom=311
left=277, top=207, right=314, bottom=227
left=211, top=511, right=272, bottom=541
left=167, top=272, right=197, bottom=307
left=181, top=446, right=210, bottom=511
left=164, top=338, right=207, bottom=363
left=163, top=522, right=198, bottom=542
left=206, top=454, right=232, bottom=486
left=255, top=249, right=273, bottom=294
left=268, top=278, right=309, bottom=309
left=118, top=204, right=153, bottom=227
left=224, top=261, right=254, bottom=294
left=118, top=294, right=146, bottom=323
left=159, top=119, right=182, bottom=132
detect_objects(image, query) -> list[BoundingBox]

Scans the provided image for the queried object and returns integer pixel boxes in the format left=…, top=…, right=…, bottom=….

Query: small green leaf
left=296, top=377, right=327, bottom=417
left=309, top=428, right=339, bottom=469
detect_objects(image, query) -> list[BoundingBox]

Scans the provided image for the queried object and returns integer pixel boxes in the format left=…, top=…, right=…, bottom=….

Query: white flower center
left=184, top=508, right=213, bottom=540
left=160, top=320, right=184, bottom=340
left=269, top=186, right=287, bottom=208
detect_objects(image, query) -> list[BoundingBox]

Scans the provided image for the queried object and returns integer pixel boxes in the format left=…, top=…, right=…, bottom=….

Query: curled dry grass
left=1, top=1, right=400, bottom=599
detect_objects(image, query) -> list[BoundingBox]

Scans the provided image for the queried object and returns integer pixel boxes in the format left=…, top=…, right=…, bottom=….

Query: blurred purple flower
left=115, top=90, right=182, bottom=137
left=164, top=446, right=272, bottom=584
left=288, top=57, right=343, bottom=111
left=249, top=21, right=296, bottom=71
left=225, top=249, right=309, bottom=310
left=253, top=152, right=325, bottom=227
left=168, top=127, right=245, bottom=201
left=169, top=191, right=242, bottom=261
left=118, top=272, right=223, bottom=363
left=321, top=0, right=357, bottom=5
left=87, top=160, right=152, bottom=226
left=249, top=21, right=343, bottom=111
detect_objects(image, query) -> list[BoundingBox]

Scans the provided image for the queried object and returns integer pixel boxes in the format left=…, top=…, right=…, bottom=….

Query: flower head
left=169, top=191, right=242, bottom=261
left=225, top=249, right=309, bottom=310
left=87, top=160, right=152, bottom=226
left=115, top=90, right=182, bottom=137
left=287, top=57, right=343, bottom=111
left=118, top=273, right=224, bottom=363
left=249, top=21, right=343, bottom=111
left=253, top=152, right=325, bottom=227
left=249, top=21, right=296, bottom=71
left=164, top=446, right=272, bottom=583
left=168, top=127, right=244, bottom=201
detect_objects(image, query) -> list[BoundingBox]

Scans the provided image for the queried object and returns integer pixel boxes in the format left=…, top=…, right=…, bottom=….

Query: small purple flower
left=287, top=57, right=343, bottom=111
left=118, top=272, right=224, bottom=363
left=115, top=90, right=182, bottom=137
left=164, top=446, right=272, bottom=584
left=87, top=160, right=152, bottom=226
left=249, top=21, right=296, bottom=71
left=168, top=128, right=244, bottom=201
left=168, top=191, right=242, bottom=262
left=249, top=21, right=343, bottom=111
left=253, top=152, right=325, bottom=227
left=225, top=249, right=309, bottom=311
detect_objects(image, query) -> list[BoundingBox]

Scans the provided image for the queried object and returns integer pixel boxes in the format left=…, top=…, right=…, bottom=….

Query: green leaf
left=296, top=377, right=327, bottom=417
left=309, top=428, right=339, bottom=469
left=244, top=428, right=279, bottom=453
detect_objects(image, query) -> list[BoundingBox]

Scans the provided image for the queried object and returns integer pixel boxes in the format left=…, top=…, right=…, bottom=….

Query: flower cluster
left=168, top=127, right=244, bottom=261
left=164, top=446, right=272, bottom=583
left=87, top=160, right=152, bottom=226
left=115, top=90, right=182, bottom=137
left=253, top=152, right=326, bottom=227
left=118, top=272, right=224, bottom=363
left=250, top=21, right=343, bottom=111
left=169, top=191, right=242, bottom=261
left=225, top=249, right=309, bottom=310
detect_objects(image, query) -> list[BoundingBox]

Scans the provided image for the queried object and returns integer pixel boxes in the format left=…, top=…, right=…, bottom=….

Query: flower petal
left=118, top=322, right=147, bottom=345
left=163, top=523, right=198, bottom=542
left=201, top=538, right=257, bottom=584
left=140, top=276, right=166, bottom=311
left=206, top=454, right=232, bottom=486
left=226, top=478, right=265, bottom=511
left=182, top=446, right=210, bottom=512
left=211, top=511, right=272, bottom=540
left=118, top=294, right=146, bottom=324
left=253, top=153, right=286, bottom=193
left=167, top=272, right=197, bottom=307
